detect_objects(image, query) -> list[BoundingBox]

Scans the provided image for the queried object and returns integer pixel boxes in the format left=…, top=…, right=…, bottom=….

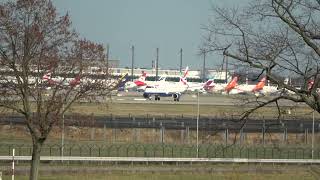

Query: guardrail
left=1, top=156, right=320, bottom=164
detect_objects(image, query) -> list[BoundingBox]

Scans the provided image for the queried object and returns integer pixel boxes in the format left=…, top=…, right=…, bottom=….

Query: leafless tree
left=203, top=0, right=320, bottom=121
left=0, top=0, right=120, bottom=179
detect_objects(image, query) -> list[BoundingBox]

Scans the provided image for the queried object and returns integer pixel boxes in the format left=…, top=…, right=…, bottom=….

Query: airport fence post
left=152, top=117, right=156, bottom=140
left=181, top=122, right=184, bottom=144
left=282, top=122, right=285, bottom=144
left=239, top=129, right=243, bottom=146
left=89, top=113, right=95, bottom=140
left=225, top=129, right=228, bottom=146
left=132, top=117, right=136, bottom=142
left=186, top=126, right=190, bottom=144
left=12, top=148, right=14, bottom=180
left=160, top=122, right=165, bottom=144
left=285, top=128, right=288, bottom=143
left=112, top=114, right=117, bottom=143
left=91, top=127, right=95, bottom=141
left=103, top=123, right=106, bottom=142
left=8, top=145, right=11, bottom=156
left=305, top=128, right=309, bottom=144
left=137, top=122, right=141, bottom=143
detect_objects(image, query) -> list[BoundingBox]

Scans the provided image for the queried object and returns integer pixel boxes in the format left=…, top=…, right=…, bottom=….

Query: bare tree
left=203, top=0, right=320, bottom=120
left=0, top=0, right=120, bottom=179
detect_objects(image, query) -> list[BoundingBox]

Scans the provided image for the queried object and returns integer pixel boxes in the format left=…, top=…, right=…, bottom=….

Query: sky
left=51, top=0, right=238, bottom=70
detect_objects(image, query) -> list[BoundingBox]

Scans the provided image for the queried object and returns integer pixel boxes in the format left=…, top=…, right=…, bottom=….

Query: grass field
left=2, top=171, right=317, bottom=180
left=1, top=164, right=319, bottom=179
left=66, top=102, right=316, bottom=119
left=1, top=100, right=317, bottom=119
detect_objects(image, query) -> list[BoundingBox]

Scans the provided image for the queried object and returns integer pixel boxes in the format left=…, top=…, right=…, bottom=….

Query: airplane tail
left=138, top=71, right=147, bottom=82
left=252, top=77, right=266, bottom=92
left=225, top=76, right=238, bottom=93
left=42, top=72, right=52, bottom=81
left=182, top=66, right=189, bottom=78
left=118, top=73, right=129, bottom=91
left=308, top=79, right=314, bottom=90
left=69, top=75, right=81, bottom=87
left=134, top=71, right=147, bottom=86
left=203, top=79, right=215, bottom=91
left=179, top=77, right=188, bottom=86
left=179, top=66, right=189, bottom=86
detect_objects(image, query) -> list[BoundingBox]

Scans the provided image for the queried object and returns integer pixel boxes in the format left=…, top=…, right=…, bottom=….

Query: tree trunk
left=29, top=140, right=43, bottom=180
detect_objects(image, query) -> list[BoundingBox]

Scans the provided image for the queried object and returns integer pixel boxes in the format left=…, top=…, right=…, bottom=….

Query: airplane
left=126, top=67, right=189, bottom=92
left=227, top=76, right=278, bottom=95
left=142, top=76, right=188, bottom=101
left=185, top=79, right=215, bottom=92
left=41, top=71, right=81, bottom=88
left=124, top=71, right=149, bottom=90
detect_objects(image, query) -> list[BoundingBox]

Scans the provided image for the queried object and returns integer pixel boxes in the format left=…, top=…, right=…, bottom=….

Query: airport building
left=89, top=67, right=231, bottom=83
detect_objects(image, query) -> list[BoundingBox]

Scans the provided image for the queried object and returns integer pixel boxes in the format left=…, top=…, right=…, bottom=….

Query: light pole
left=312, top=110, right=315, bottom=159
left=196, top=91, right=199, bottom=158
left=61, top=104, right=65, bottom=159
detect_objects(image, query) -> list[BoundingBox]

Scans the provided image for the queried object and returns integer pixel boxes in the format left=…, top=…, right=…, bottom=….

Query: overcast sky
left=52, top=0, right=240, bottom=70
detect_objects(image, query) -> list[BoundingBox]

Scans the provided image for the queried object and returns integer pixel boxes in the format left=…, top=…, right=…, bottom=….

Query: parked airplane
left=41, top=72, right=81, bottom=88
left=126, top=67, right=189, bottom=92
left=142, top=76, right=188, bottom=101
left=185, top=79, right=215, bottom=92
left=227, top=77, right=278, bottom=95
left=125, top=71, right=147, bottom=89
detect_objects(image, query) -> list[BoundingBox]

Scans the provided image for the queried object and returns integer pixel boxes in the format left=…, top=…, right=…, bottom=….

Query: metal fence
left=1, top=144, right=319, bottom=159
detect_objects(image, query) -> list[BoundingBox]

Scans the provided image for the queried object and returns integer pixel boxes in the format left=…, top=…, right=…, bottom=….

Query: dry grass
left=64, top=102, right=317, bottom=119
left=3, top=168, right=317, bottom=180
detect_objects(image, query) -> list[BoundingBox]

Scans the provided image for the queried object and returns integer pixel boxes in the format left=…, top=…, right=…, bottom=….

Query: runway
left=111, top=92, right=304, bottom=107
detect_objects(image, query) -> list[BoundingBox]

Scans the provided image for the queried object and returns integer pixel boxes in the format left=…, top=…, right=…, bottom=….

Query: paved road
left=1, top=115, right=318, bottom=133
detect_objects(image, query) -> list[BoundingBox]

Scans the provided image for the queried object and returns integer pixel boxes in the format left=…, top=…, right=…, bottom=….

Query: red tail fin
left=203, top=79, right=214, bottom=91
left=42, top=72, right=51, bottom=80
left=308, top=79, right=314, bottom=90
left=225, top=76, right=238, bottom=93
left=252, top=77, right=266, bottom=92
left=69, top=75, right=81, bottom=87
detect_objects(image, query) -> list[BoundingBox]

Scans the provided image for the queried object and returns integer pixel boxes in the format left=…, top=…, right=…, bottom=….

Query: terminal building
left=89, top=66, right=231, bottom=83
left=84, top=59, right=232, bottom=83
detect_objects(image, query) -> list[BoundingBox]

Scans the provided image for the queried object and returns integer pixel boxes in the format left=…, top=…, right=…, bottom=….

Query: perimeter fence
left=1, top=143, right=319, bottom=159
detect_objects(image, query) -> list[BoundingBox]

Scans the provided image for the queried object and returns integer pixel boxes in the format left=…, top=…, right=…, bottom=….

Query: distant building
left=108, top=67, right=231, bottom=82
